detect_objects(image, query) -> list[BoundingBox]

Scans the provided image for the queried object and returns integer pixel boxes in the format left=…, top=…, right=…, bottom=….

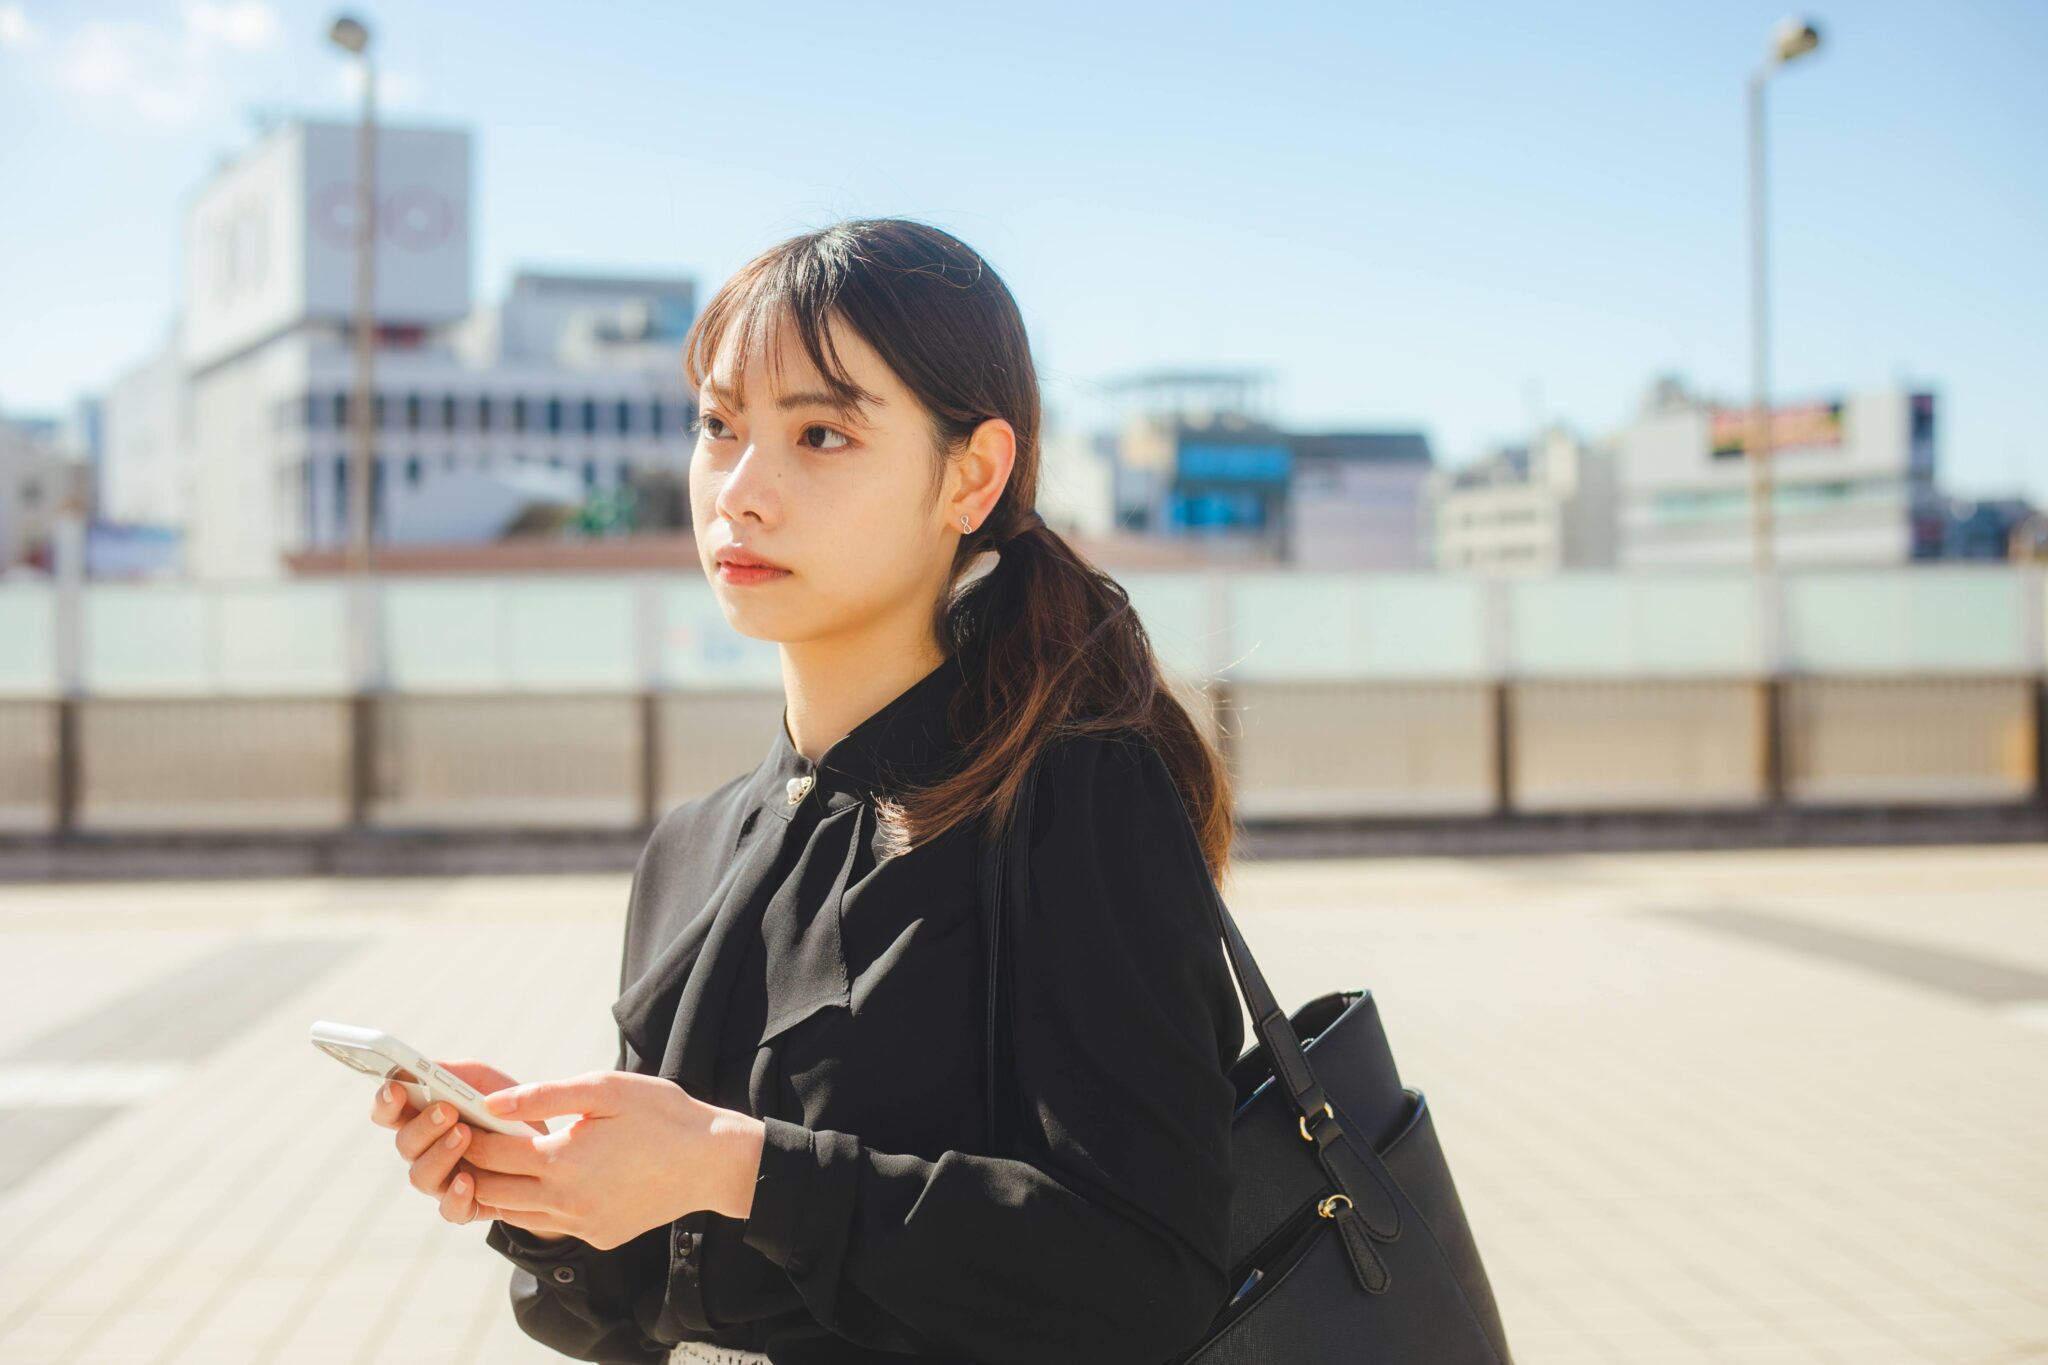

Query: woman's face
left=689, top=310, right=1006, bottom=648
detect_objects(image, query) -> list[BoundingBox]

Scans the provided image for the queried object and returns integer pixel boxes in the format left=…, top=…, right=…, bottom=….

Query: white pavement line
left=0, top=1063, right=189, bottom=1107
left=1996, top=1000, right=2048, bottom=1030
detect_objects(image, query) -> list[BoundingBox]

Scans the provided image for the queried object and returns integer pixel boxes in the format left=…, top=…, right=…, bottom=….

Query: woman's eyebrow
left=774, top=389, right=871, bottom=414
left=702, top=383, right=877, bottom=420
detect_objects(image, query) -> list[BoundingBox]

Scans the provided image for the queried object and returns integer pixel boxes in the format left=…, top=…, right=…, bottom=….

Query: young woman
left=368, top=218, right=1246, bottom=1365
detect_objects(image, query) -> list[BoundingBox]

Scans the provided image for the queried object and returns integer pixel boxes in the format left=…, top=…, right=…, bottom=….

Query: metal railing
left=1, top=565, right=2042, bottom=836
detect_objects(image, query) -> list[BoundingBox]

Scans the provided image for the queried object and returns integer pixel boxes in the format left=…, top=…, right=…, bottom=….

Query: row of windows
left=289, top=391, right=697, bottom=438
left=310, top=451, right=638, bottom=497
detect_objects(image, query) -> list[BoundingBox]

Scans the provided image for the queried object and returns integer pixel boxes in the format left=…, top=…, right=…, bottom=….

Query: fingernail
left=454, top=1175, right=468, bottom=1193
left=444, top=1126, right=464, bottom=1148
left=432, top=1105, right=450, bottom=1125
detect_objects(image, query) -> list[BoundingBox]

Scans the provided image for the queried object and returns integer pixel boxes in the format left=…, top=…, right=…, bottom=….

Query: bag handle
left=973, top=743, right=1406, bottom=1287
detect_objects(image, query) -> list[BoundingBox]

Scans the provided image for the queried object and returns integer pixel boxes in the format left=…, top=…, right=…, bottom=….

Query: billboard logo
left=1709, top=400, right=1844, bottom=458
left=312, top=183, right=458, bottom=252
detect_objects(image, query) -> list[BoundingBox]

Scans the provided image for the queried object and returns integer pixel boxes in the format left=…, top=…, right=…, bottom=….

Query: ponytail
left=923, top=505, right=1237, bottom=886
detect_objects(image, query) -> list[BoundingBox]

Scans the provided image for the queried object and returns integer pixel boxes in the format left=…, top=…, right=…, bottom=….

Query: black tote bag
left=974, top=748, right=1516, bottom=1364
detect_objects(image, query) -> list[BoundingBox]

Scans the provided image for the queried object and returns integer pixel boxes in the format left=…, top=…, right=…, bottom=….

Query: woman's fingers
left=369, top=1080, right=414, bottom=1130
left=439, top=1164, right=513, bottom=1225
left=407, top=1113, right=471, bottom=1196
left=464, top=1166, right=555, bottom=1215
left=439, top=1165, right=478, bottom=1223
left=395, top=1099, right=463, bottom=1162
left=462, top=1128, right=546, bottom=1177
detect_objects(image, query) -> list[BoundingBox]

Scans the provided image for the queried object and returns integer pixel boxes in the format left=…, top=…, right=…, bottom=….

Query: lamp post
left=327, top=13, right=376, bottom=687
left=1746, top=17, right=1822, bottom=572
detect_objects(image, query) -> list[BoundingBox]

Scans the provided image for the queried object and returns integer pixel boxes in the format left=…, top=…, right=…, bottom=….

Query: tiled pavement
left=0, top=844, right=2042, bottom=1364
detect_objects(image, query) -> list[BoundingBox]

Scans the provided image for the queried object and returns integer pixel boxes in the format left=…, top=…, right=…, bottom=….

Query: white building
left=100, top=118, right=700, bottom=581
left=0, top=413, right=90, bottom=575
left=1425, top=427, right=1618, bottom=574
left=1611, top=377, right=1941, bottom=567
left=1289, top=431, right=1435, bottom=570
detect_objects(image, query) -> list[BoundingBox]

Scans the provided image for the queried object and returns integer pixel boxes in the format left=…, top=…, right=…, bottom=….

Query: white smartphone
left=309, top=1020, right=536, bottom=1138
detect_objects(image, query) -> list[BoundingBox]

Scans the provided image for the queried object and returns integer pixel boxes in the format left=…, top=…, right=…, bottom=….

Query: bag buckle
left=1297, top=1101, right=1334, bottom=1143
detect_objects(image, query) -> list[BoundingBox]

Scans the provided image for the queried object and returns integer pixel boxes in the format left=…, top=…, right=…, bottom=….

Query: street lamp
left=326, top=13, right=376, bottom=693
left=1746, top=17, right=1823, bottom=572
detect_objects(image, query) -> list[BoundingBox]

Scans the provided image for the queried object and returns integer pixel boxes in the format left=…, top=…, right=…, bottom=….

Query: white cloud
left=0, top=3, right=43, bottom=51
left=183, top=1, right=278, bottom=52
left=19, top=1, right=283, bottom=125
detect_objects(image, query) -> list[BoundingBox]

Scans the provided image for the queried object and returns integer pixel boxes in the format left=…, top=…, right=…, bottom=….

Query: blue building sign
left=1176, top=443, right=1292, bottom=482
left=1168, top=488, right=1269, bottom=530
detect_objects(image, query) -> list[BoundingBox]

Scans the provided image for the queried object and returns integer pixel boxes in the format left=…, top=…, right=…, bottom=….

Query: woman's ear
left=951, top=417, right=1017, bottom=528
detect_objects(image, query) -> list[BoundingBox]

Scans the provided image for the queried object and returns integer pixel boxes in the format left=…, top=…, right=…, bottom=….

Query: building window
left=615, top=398, right=633, bottom=435
left=582, top=457, right=598, bottom=488
left=477, top=396, right=493, bottom=431
left=547, top=454, right=564, bottom=469
left=405, top=394, right=422, bottom=431
left=405, top=455, right=423, bottom=487
left=581, top=398, right=599, bottom=435
left=373, top=393, right=388, bottom=428
left=512, top=395, right=529, bottom=432
left=616, top=458, right=630, bottom=486
left=547, top=397, right=564, bottom=434
left=442, top=394, right=458, bottom=430
left=304, top=393, right=324, bottom=431
left=650, top=401, right=666, bottom=436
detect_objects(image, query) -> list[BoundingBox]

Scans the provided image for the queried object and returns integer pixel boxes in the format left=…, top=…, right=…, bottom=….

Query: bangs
left=682, top=247, right=881, bottom=421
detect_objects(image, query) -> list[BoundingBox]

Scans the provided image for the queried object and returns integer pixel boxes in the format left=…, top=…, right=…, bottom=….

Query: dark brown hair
left=682, top=217, right=1237, bottom=885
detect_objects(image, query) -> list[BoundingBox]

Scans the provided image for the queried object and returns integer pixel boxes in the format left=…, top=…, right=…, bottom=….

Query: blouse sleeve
left=483, top=830, right=678, bottom=1365
left=738, top=732, right=1245, bottom=1364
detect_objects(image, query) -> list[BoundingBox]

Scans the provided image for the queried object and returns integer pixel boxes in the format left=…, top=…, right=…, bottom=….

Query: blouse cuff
left=738, top=1115, right=821, bottom=1271
left=741, top=1115, right=865, bottom=1279
left=485, top=1218, right=586, bottom=1267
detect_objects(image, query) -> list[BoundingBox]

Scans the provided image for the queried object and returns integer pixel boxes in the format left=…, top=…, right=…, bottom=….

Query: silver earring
left=960, top=515, right=972, bottom=532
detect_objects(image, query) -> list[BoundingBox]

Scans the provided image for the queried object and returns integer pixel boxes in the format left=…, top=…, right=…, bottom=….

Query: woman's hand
left=451, top=1070, right=768, bottom=1252
left=368, top=1060, right=559, bottom=1236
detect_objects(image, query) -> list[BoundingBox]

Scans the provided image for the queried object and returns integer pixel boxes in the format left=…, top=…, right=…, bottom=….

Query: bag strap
left=973, top=742, right=1407, bottom=1291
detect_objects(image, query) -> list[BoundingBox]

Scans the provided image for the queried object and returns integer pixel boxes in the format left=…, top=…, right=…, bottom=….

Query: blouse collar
left=753, top=651, right=969, bottom=822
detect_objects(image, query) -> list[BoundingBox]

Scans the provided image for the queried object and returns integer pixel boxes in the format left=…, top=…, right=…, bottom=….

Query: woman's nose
left=714, top=442, right=781, bottom=525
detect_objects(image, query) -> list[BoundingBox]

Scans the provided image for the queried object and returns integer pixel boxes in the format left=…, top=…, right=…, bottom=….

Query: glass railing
left=0, top=565, right=2039, bottom=698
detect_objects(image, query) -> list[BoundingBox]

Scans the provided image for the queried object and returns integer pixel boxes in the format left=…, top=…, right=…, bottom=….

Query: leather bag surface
left=974, top=748, right=1516, bottom=1364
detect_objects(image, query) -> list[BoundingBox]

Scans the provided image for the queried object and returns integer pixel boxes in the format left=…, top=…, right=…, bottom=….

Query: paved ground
left=0, top=843, right=2041, bottom=1364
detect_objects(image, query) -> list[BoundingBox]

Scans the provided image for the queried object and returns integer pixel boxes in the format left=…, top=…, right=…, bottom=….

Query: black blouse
left=484, top=652, right=1245, bottom=1364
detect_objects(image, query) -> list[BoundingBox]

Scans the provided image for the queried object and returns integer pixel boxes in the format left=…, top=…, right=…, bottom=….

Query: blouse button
left=551, top=1265, right=577, bottom=1284
left=785, top=774, right=814, bottom=805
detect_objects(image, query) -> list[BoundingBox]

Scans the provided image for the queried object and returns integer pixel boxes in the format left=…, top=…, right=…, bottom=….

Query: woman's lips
left=717, top=561, right=792, bottom=584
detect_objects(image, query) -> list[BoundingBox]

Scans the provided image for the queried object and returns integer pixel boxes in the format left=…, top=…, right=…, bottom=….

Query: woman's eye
left=695, top=415, right=729, bottom=440
left=801, top=424, right=850, bottom=451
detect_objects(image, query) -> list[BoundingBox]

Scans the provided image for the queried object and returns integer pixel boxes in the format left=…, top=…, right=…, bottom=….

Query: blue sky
left=2, top=0, right=2043, bottom=499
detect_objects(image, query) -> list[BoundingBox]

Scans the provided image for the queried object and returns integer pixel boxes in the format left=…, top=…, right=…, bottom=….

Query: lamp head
left=327, top=14, right=370, bottom=54
left=1770, top=17, right=1822, bottom=64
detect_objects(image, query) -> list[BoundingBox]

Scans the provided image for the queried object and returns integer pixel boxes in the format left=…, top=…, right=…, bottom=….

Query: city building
left=1928, top=494, right=2040, bottom=560
left=1424, top=426, right=1618, bottom=574
left=1095, top=371, right=1434, bottom=567
left=0, top=412, right=91, bottom=576
left=1610, top=375, right=1942, bottom=567
left=99, top=118, right=700, bottom=582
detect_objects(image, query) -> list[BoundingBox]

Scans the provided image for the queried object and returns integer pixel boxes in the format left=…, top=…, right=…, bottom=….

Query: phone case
left=309, top=1020, right=536, bottom=1137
